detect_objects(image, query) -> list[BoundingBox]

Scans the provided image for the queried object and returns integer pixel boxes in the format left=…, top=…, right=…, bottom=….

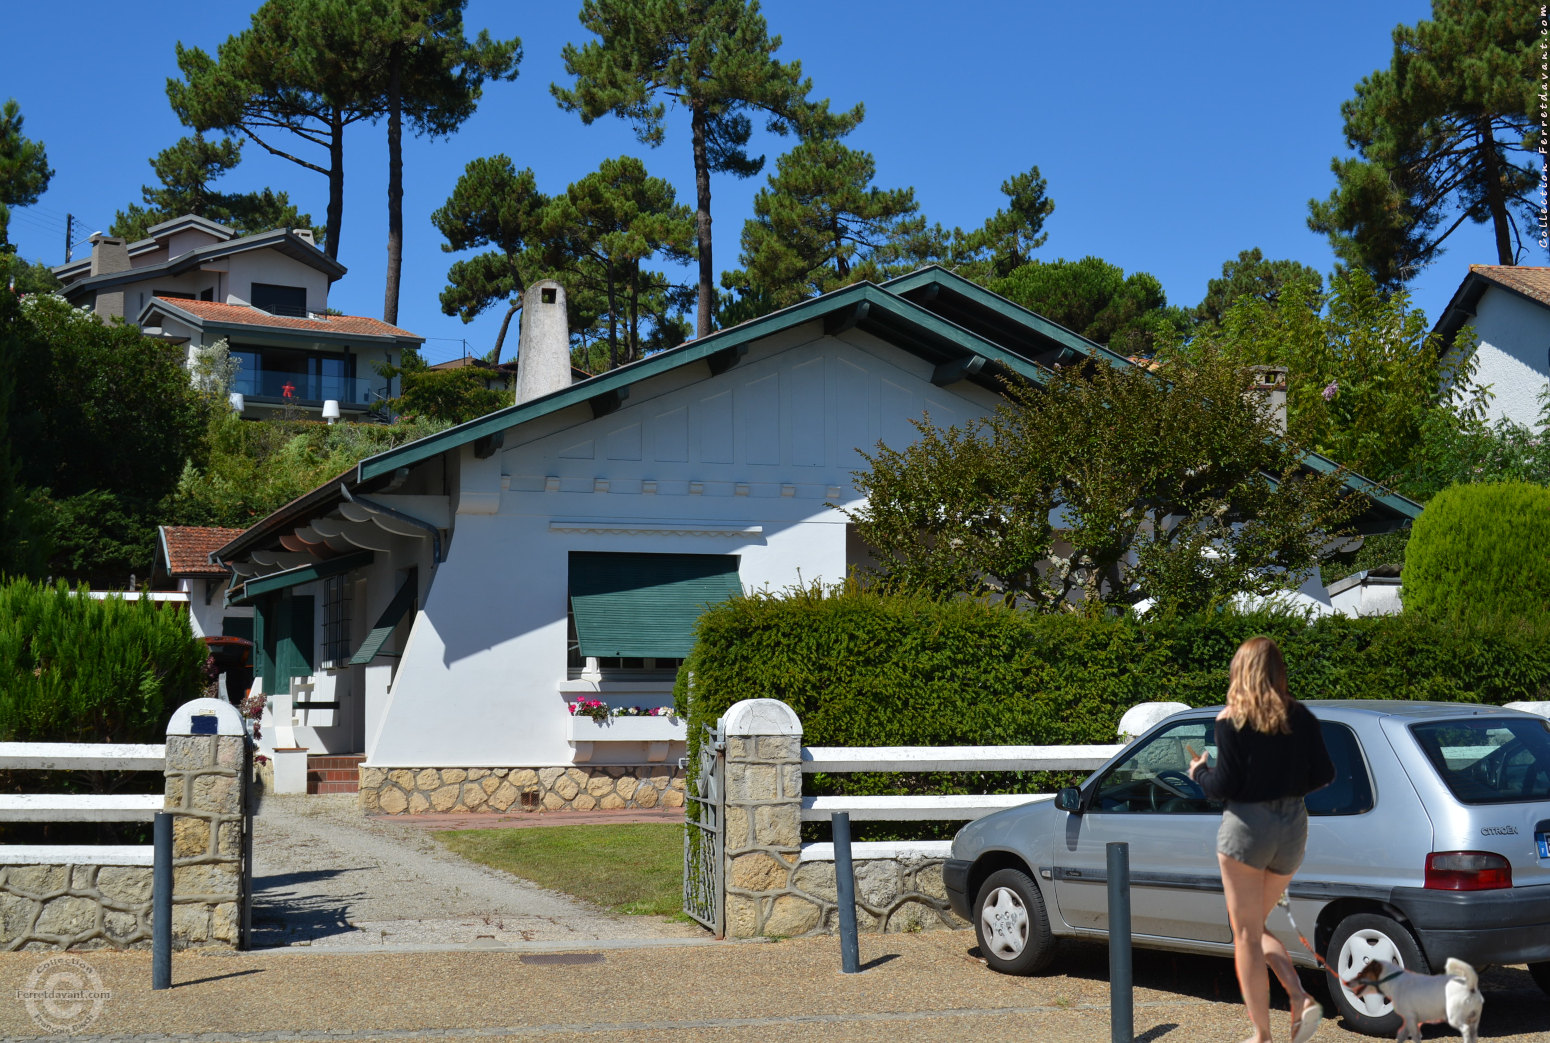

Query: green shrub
left=1403, top=481, right=1550, bottom=624
left=0, top=579, right=207, bottom=743
left=675, top=584, right=1550, bottom=838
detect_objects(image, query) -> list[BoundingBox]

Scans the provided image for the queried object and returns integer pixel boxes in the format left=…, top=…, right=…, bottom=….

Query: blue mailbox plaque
left=190, top=714, right=219, bottom=735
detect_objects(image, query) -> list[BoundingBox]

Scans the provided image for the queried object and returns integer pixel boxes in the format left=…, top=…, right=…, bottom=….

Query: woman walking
left=1189, top=636, right=1335, bottom=1043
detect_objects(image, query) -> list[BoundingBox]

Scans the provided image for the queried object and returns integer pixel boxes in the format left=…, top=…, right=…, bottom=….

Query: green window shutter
left=253, top=597, right=274, bottom=691
left=275, top=594, right=315, bottom=681
left=349, top=576, right=417, bottom=665
left=570, top=553, right=741, bottom=659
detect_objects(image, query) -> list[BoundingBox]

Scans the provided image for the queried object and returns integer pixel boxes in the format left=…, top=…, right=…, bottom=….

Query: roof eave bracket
left=589, top=387, right=629, bottom=418
left=823, top=300, right=870, bottom=336
left=706, top=344, right=746, bottom=376
left=932, top=353, right=988, bottom=387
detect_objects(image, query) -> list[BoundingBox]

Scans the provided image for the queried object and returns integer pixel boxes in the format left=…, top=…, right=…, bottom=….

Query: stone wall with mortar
left=0, top=699, right=253, bottom=951
left=720, top=699, right=964, bottom=939
left=358, top=765, right=685, bottom=815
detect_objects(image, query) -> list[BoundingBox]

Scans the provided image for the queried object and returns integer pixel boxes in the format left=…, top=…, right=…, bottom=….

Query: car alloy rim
left=979, top=886, right=1029, bottom=958
left=1336, top=928, right=1403, bottom=1017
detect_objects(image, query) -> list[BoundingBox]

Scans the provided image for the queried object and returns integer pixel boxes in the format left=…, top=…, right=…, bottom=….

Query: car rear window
left=1305, top=722, right=1373, bottom=816
left=1410, top=716, right=1550, bottom=805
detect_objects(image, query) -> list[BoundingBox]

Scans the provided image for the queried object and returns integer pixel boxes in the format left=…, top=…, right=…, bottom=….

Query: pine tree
left=110, top=134, right=320, bottom=242
left=0, top=99, right=52, bottom=252
left=553, top=0, right=861, bottom=339
left=1308, top=0, right=1540, bottom=285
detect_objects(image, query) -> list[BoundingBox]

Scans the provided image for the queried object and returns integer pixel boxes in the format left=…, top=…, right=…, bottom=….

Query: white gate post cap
left=723, top=699, right=802, bottom=737
left=168, top=698, right=247, bottom=736
left=1118, top=701, right=1192, bottom=742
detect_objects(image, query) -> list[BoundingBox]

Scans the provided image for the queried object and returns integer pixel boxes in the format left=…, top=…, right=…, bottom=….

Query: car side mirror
left=1054, top=787, right=1082, bottom=814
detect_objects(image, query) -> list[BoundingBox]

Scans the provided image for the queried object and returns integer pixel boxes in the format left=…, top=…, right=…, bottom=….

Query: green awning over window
left=570, top=553, right=741, bottom=659
left=227, top=550, right=373, bottom=606
left=349, top=575, right=417, bottom=665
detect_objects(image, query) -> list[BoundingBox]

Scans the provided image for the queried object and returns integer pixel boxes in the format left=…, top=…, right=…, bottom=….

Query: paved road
left=250, top=794, right=704, bottom=949
left=2, top=932, right=1546, bottom=1041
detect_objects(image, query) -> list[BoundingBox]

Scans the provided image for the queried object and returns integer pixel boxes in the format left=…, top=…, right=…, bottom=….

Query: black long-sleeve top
left=1194, top=700, right=1335, bottom=804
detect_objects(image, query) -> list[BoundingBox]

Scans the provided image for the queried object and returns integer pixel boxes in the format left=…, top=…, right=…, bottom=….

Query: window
left=322, top=575, right=351, bottom=664
left=567, top=553, right=741, bottom=677
left=1305, top=723, right=1374, bottom=816
left=230, top=346, right=362, bottom=403
left=1091, top=719, right=1220, bottom=814
left=1411, top=717, right=1550, bottom=805
left=251, top=283, right=307, bottom=316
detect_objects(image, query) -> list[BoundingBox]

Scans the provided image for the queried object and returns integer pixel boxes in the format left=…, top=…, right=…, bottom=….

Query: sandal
left=1290, top=998, right=1322, bottom=1043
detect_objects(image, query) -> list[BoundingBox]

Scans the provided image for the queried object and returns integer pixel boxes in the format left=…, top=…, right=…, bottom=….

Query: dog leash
left=1274, top=891, right=1400, bottom=992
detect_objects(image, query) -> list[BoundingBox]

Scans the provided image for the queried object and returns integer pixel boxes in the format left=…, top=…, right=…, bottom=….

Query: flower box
left=566, top=714, right=687, bottom=763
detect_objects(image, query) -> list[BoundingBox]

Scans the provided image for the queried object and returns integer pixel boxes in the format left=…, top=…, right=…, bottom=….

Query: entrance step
left=307, top=754, right=365, bottom=795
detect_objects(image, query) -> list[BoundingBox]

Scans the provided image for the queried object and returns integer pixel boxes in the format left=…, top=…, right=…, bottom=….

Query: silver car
left=944, top=701, right=1550, bottom=1036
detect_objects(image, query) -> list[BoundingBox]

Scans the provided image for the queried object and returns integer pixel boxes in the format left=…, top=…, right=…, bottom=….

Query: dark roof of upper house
left=142, top=296, right=422, bottom=344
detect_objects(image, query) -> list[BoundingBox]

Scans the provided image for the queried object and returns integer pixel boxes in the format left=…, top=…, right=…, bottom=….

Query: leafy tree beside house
left=847, top=347, right=1360, bottom=616
left=995, top=256, right=1190, bottom=358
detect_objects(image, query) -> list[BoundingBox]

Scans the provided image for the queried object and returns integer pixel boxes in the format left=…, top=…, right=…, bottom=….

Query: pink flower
left=1322, top=381, right=1339, bottom=401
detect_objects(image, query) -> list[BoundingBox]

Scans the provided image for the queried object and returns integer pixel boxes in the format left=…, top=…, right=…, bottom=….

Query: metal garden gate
left=682, top=721, right=724, bottom=935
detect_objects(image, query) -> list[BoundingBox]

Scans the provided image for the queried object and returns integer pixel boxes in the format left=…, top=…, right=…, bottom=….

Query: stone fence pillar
left=164, top=698, right=251, bottom=948
left=721, top=699, right=806, bottom=937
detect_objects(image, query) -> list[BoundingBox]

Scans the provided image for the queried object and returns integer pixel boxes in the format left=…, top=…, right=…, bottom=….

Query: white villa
left=51, top=214, right=422, bottom=422
left=204, top=269, right=1423, bottom=809
left=1435, top=264, right=1550, bottom=428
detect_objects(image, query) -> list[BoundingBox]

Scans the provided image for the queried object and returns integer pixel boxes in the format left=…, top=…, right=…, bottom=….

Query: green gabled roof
left=884, top=265, right=1138, bottom=371
left=1298, top=452, right=1424, bottom=523
left=357, top=280, right=1050, bottom=483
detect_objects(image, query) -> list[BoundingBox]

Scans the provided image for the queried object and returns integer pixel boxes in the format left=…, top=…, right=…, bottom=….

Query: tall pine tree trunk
left=1480, top=119, right=1514, bottom=265
left=325, top=109, right=345, bottom=261
left=691, top=102, right=713, bottom=340
left=384, top=54, right=404, bottom=325
left=606, top=265, right=619, bottom=370
left=627, top=263, right=640, bottom=364
left=492, top=299, right=520, bottom=365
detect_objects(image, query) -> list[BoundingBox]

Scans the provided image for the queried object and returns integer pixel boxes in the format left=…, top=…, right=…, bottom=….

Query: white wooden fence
left=797, top=742, right=1126, bottom=861
left=0, top=742, right=167, bottom=866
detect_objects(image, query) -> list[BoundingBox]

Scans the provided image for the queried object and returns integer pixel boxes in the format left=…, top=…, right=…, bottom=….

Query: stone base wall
left=359, top=765, right=686, bottom=815
left=164, top=732, right=247, bottom=948
left=0, top=865, right=153, bottom=950
left=728, top=855, right=964, bottom=938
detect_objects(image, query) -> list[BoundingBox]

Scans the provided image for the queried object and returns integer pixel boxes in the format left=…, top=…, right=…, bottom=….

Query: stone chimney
left=88, top=233, right=130, bottom=277
left=514, top=279, right=572, bottom=405
left=1249, top=365, right=1288, bottom=436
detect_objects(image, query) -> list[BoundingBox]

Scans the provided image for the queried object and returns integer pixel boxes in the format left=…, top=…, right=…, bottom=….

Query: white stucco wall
left=1452, top=288, right=1550, bottom=428
left=224, top=252, right=330, bottom=314
left=366, top=323, right=999, bottom=769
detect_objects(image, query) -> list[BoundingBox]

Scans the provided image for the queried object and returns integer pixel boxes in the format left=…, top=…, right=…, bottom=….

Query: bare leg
left=1258, top=868, right=1316, bottom=1038
left=1220, top=852, right=1274, bottom=1042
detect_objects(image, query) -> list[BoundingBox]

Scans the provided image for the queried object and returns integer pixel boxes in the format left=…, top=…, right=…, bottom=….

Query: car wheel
left=1530, top=961, right=1550, bottom=998
left=1326, top=913, right=1430, bottom=1037
left=973, top=867, right=1055, bottom=975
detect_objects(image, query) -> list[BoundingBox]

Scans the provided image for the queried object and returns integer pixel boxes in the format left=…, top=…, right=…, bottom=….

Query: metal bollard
left=832, top=811, right=860, bottom=973
left=1107, top=841, right=1133, bottom=1043
left=152, top=812, right=172, bottom=990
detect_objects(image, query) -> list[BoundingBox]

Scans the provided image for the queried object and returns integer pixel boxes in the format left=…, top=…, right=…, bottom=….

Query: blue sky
left=7, top=0, right=1532, bottom=365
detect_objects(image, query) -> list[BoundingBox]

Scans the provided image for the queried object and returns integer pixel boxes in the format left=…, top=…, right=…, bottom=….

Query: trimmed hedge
left=675, top=585, right=1550, bottom=790
left=0, top=579, right=208, bottom=743
left=1403, top=481, right=1550, bottom=625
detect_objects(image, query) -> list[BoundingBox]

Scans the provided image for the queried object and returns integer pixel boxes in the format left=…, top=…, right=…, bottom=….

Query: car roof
left=1177, top=700, right=1539, bottom=722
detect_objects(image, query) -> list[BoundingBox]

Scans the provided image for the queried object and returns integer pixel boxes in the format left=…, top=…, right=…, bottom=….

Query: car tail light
left=1425, top=851, right=1512, bottom=890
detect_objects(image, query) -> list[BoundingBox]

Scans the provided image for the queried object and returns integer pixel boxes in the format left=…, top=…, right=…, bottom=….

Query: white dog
left=1347, top=956, right=1483, bottom=1042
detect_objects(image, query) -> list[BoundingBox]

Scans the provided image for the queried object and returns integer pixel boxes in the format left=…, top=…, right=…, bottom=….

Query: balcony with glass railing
left=233, top=371, right=381, bottom=406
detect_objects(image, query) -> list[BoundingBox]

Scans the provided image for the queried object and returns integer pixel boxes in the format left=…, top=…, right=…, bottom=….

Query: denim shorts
left=1217, top=796, right=1308, bottom=874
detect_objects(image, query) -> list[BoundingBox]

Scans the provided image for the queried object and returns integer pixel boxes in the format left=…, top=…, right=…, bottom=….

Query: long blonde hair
left=1226, top=636, right=1292, bottom=734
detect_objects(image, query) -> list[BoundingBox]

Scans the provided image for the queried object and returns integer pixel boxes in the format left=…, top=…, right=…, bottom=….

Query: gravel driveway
left=250, top=794, right=706, bottom=949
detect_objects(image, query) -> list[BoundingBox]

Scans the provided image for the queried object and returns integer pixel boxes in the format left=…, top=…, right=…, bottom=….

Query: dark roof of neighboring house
left=160, top=526, right=246, bottom=576
left=1434, top=264, right=1550, bottom=349
left=52, top=225, right=346, bottom=298
left=144, top=296, right=422, bottom=344
left=213, top=267, right=1421, bottom=563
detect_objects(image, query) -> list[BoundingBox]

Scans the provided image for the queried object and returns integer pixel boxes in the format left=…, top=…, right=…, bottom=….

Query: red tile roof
left=1468, top=265, right=1550, bottom=308
left=153, top=297, right=421, bottom=340
left=161, top=526, right=246, bottom=575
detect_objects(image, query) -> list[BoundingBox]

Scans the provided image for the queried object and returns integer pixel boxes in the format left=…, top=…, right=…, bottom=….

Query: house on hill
left=206, top=270, right=1422, bottom=809
left=51, top=215, right=422, bottom=422
left=1435, top=264, right=1550, bottom=428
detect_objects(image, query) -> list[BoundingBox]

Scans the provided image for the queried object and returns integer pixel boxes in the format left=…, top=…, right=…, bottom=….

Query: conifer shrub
left=0, top=579, right=207, bottom=743
left=1402, top=481, right=1550, bottom=625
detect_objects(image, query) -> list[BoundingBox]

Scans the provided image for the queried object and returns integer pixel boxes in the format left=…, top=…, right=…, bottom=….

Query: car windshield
left=1410, top=716, right=1550, bottom=805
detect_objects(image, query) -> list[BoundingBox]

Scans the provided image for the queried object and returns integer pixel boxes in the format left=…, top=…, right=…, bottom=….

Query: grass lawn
left=434, top=822, right=685, bottom=917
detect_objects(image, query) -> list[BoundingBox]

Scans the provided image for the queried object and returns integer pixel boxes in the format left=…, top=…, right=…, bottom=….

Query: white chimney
left=1248, top=365, right=1288, bottom=436
left=514, top=279, right=572, bottom=405
left=293, top=228, right=315, bottom=246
